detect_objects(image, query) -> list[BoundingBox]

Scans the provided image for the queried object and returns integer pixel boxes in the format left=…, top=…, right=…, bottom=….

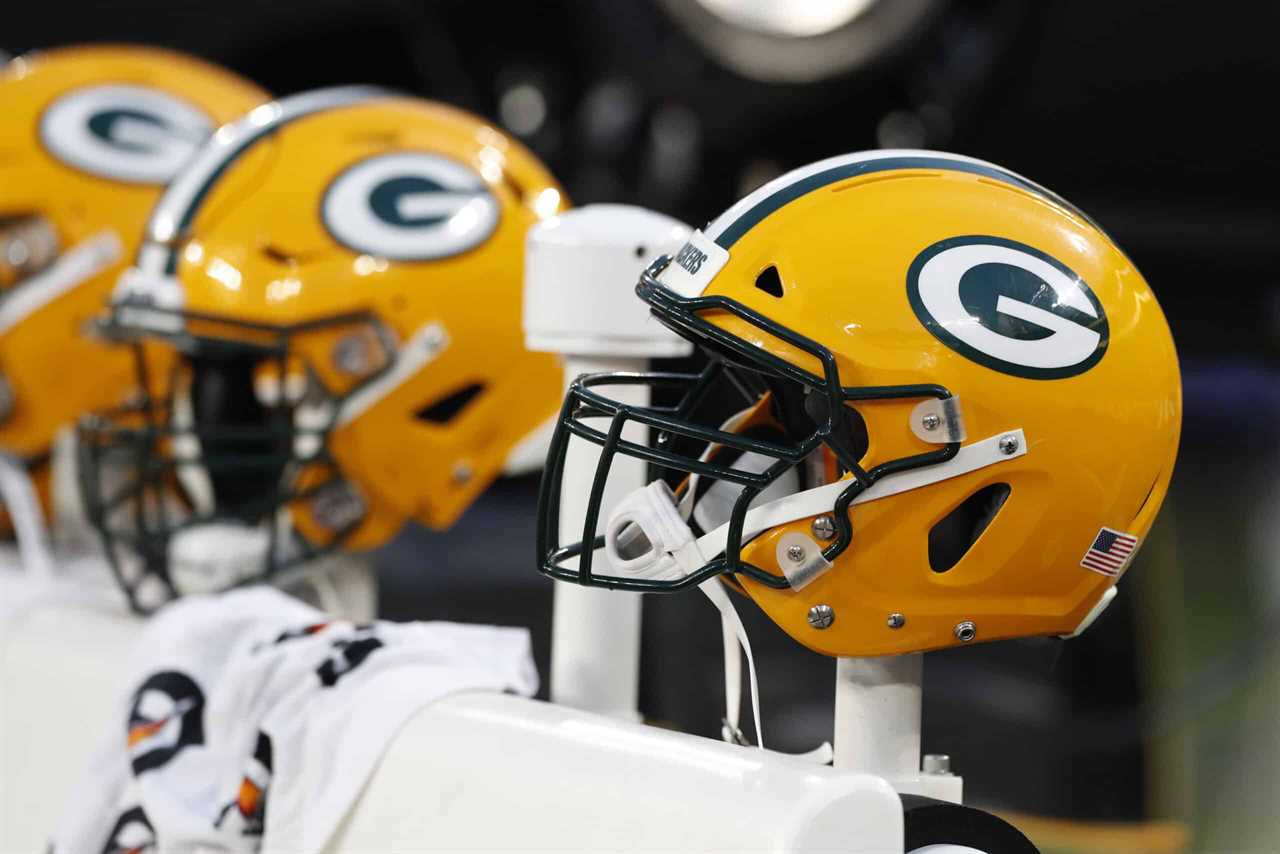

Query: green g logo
left=907, top=236, right=1109, bottom=379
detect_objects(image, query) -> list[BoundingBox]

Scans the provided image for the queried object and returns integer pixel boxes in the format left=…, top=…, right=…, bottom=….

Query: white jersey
left=49, top=586, right=538, bottom=854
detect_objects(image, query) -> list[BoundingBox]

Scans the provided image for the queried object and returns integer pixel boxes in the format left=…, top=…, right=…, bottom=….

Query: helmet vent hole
left=928, top=483, right=1011, bottom=574
left=415, top=382, right=487, bottom=424
left=754, top=265, right=784, bottom=298
left=261, top=244, right=295, bottom=265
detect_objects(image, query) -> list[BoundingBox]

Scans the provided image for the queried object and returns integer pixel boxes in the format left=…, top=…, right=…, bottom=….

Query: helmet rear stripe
left=706, top=150, right=1098, bottom=250
left=139, top=86, right=396, bottom=275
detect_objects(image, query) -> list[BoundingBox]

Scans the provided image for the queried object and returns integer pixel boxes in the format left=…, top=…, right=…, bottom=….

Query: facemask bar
left=79, top=305, right=399, bottom=613
left=537, top=254, right=961, bottom=592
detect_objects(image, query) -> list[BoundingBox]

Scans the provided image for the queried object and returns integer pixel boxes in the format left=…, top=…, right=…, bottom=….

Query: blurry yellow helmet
left=539, top=150, right=1180, bottom=657
left=80, top=88, right=567, bottom=610
left=0, top=44, right=267, bottom=519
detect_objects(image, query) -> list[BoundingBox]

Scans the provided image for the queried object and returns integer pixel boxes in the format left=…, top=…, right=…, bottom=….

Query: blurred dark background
left=10, top=1, right=1280, bottom=847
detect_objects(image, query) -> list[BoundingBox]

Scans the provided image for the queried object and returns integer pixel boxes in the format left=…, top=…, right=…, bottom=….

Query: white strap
left=0, top=452, right=56, bottom=581
left=699, top=579, right=764, bottom=750
left=695, top=428, right=1026, bottom=563
left=598, top=428, right=1025, bottom=595
left=701, top=580, right=834, bottom=763
left=692, top=451, right=799, bottom=535
left=677, top=404, right=757, bottom=521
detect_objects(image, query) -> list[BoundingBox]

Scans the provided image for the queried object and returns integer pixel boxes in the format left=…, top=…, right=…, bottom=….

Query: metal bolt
left=887, top=612, right=906, bottom=629
left=998, top=433, right=1020, bottom=455
left=920, top=413, right=941, bottom=432
left=332, top=331, right=377, bottom=377
left=452, top=461, right=474, bottom=485
left=807, top=604, right=835, bottom=629
left=810, top=515, right=836, bottom=541
left=922, top=754, right=952, bottom=775
left=786, top=544, right=807, bottom=563
left=954, top=620, right=977, bottom=642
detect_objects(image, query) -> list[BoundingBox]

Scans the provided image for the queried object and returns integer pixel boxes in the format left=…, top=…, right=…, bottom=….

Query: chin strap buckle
left=603, top=480, right=705, bottom=583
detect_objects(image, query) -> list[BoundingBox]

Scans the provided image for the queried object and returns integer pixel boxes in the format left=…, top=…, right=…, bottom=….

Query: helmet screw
left=452, top=461, right=474, bottom=485
left=332, top=332, right=376, bottom=376
left=887, top=612, right=906, bottom=629
left=998, top=434, right=1020, bottom=455
left=807, top=604, right=835, bottom=629
left=954, top=621, right=977, bottom=643
left=811, top=515, right=836, bottom=541
left=920, top=413, right=941, bottom=432
left=786, top=544, right=807, bottom=563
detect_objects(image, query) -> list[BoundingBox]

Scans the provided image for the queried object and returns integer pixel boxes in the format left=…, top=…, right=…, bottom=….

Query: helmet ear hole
left=415, top=382, right=486, bottom=424
left=754, top=265, right=784, bottom=298
left=928, top=483, right=1011, bottom=574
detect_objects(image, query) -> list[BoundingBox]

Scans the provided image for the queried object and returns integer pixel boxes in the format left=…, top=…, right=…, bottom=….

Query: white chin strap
left=603, top=479, right=774, bottom=749
left=701, top=577, right=763, bottom=748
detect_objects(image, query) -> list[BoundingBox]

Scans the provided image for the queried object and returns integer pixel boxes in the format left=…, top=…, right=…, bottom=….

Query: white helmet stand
left=523, top=203, right=694, bottom=718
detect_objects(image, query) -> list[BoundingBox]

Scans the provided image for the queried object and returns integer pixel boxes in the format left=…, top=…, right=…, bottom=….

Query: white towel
left=50, top=586, right=539, bottom=854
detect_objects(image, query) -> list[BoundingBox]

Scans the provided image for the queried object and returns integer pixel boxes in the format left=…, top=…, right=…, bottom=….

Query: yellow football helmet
left=0, top=44, right=267, bottom=522
left=539, top=150, right=1181, bottom=657
left=79, top=88, right=567, bottom=610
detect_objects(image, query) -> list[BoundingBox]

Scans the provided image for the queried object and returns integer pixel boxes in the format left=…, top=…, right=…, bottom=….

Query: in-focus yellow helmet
left=0, top=44, right=267, bottom=519
left=80, top=88, right=567, bottom=610
left=539, top=150, right=1180, bottom=657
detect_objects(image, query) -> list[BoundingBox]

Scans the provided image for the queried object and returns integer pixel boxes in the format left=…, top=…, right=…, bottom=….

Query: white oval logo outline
left=320, top=152, right=500, bottom=262
left=906, top=236, right=1109, bottom=379
left=39, top=84, right=213, bottom=184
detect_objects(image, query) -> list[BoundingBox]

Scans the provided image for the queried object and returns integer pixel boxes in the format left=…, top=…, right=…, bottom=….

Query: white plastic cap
left=523, top=204, right=695, bottom=358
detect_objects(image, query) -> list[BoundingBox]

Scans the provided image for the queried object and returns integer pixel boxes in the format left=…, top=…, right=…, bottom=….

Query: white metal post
left=524, top=205, right=692, bottom=719
left=834, top=655, right=922, bottom=776
left=834, top=654, right=962, bottom=803
left=549, top=354, right=648, bottom=718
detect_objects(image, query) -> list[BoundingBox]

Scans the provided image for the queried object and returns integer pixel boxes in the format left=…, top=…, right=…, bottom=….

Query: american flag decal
left=1080, top=527, right=1139, bottom=577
